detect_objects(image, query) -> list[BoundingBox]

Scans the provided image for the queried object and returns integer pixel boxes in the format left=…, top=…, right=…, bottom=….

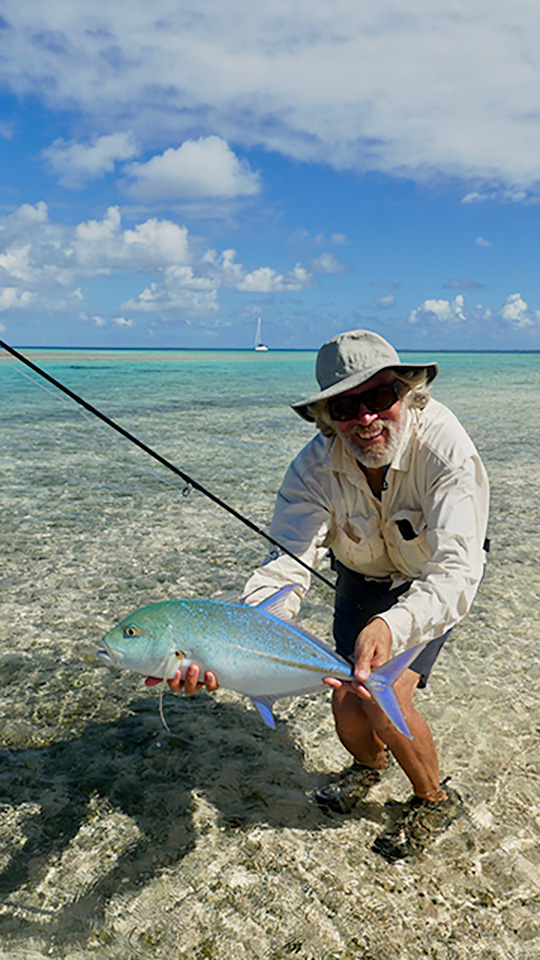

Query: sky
left=1, top=1, right=540, bottom=350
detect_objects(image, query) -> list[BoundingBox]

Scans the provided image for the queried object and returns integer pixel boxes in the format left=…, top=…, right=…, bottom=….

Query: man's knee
left=393, top=667, right=421, bottom=706
left=332, top=687, right=368, bottom=733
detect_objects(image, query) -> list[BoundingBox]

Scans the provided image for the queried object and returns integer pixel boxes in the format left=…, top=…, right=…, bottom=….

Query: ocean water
left=0, top=346, right=539, bottom=959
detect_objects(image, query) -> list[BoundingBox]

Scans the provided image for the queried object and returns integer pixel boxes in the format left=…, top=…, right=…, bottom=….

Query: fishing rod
left=1, top=339, right=337, bottom=593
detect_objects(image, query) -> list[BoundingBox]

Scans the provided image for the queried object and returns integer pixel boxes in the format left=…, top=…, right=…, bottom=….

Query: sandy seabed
left=0, top=351, right=539, bottom=959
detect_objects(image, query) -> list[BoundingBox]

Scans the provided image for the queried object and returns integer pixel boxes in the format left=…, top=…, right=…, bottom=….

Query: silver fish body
left=98, top=587, right=424, bottom=736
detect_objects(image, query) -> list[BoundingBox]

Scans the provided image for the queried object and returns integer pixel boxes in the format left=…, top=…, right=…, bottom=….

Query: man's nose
left=352, top=405, right=378, bottom=424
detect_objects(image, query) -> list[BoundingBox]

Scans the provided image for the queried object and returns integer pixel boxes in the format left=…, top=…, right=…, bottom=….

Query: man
left=163, top=329, right=489, bottom=856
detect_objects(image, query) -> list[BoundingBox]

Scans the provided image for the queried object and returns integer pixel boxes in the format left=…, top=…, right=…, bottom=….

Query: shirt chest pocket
left=330, top=514, right=386, bottom=568
left=388, top=507, right=430, bottom=573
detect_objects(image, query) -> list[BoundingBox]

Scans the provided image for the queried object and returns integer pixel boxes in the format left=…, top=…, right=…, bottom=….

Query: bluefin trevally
left=98, top=586, right=425, bottom=738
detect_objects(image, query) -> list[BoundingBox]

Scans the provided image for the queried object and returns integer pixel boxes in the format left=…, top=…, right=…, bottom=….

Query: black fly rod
left=1, top=339, right=337, bottom=593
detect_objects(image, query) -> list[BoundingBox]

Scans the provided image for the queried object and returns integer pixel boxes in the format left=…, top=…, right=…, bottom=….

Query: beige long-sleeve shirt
left=241, top=399, right=489, bottom=654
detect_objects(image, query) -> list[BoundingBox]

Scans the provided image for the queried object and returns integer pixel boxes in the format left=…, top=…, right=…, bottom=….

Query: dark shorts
left=333, top=560, right=451, bottom=689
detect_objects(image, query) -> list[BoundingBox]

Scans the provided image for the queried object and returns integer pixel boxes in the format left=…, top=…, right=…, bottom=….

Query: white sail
left=254, top=316, right=269, bottom=351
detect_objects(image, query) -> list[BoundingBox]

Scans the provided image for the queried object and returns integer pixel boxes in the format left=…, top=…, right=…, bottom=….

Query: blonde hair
left=306, top=368, right=432, bottom=437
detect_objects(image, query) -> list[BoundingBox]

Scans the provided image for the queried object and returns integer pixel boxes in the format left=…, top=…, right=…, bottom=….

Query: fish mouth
left=97, top=641, right=123, bottom=668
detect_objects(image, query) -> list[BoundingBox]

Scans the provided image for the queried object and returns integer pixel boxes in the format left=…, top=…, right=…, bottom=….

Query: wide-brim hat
left=291, top=329, right=439, bottom=422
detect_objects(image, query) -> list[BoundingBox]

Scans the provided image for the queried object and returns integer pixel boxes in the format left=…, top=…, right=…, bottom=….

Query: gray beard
left=342, top=418, right=403, bottom=468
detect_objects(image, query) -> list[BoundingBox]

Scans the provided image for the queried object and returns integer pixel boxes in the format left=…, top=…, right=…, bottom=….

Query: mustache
left=342, top=422, right=386, bottom=439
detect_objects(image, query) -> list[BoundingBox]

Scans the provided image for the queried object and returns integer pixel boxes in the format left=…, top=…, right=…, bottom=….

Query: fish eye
left=123, top=625, right=139, bottom=638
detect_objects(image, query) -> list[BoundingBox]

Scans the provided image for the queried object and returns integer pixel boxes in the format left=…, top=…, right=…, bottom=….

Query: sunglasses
left=327, top=382, right=399, bottom=421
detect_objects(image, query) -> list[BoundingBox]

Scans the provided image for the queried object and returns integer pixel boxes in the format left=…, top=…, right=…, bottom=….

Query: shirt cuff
left=377, top=606, right=416, bottom=654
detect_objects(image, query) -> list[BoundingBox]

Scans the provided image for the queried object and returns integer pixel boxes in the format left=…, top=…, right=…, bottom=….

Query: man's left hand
left=354, top=617, right=392, bottom=681
left=323, top=617, right=392, bottom=699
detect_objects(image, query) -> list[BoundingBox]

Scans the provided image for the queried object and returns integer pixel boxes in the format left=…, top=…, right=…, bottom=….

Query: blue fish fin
left=252, top=696, right=278, bottom=729
left=363, top=643, right=427, bottom=741
left=253, top=584, right=300, bottom=620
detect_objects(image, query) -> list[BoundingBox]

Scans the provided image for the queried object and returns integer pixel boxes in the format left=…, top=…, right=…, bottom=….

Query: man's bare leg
left=332, top=669, right=447, bottom=802
left=331, top=688, right=389, bottom=769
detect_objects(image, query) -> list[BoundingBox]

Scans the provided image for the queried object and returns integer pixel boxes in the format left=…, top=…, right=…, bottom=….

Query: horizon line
left=4, top=345, right=540, bottom=355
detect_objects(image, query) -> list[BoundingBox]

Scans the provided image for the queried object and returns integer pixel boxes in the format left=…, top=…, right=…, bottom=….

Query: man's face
left=329, top=370, right=403, bottom=468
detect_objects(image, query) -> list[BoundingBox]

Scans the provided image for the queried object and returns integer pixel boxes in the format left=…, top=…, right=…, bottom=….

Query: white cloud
left=0, top=202, right=316, bottom=320
left=463, top=188, right=533, bottom=204
left=4, top=3, right=540, bottom=192
left=74, top=207, right=191, bottom=270
left=122, top=247, right=312, bottom=313
left=43, top=132, right=138, bottom=188
left=236, top=263, right=312, bottom=293
left=476, top=236, right=493, bottom=247
left=409, top=295, right=466, bottom=325
left=0, top=205, right=192, bottom=291
left=500, top=293, right=540, bottom=328
left=3, top=201, right=49, bottom=231
left=113, top=316, right=135, bottom=328
left=371, top=294, right=396, bottom=308
left=310, top=252, right=346, bottom=275
left=408, top=291, right=540, bottom=333
left=122, top=282, right=219, bottom=315
left=462, top=192, right=489, bottom=204
left=0, top=244, right=32, bottom=281
left=0, top=287, right=34, bottom=311
left=125, top=137, right=260, bottom=201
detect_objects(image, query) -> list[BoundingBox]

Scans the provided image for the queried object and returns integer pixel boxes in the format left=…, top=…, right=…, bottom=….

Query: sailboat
left=254, top=316, right=269, bottom=351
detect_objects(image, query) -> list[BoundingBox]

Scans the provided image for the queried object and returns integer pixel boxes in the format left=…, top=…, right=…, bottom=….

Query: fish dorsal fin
left=254, top=584, right=300, bottom=619
left=252, top=696, right=278, bottom=729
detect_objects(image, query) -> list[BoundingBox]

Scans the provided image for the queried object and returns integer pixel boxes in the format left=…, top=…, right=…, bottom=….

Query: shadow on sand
left=0, top=692, right=349, bottom=947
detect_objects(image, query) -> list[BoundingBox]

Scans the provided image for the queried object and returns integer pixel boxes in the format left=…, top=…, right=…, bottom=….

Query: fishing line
left=1, top=340, right=338, bottom=593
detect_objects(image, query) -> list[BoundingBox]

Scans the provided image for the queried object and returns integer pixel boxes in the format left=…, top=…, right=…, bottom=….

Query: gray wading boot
left=314, top=758, right=389, bottom=814
left=372, top=782, right=464, bottom=861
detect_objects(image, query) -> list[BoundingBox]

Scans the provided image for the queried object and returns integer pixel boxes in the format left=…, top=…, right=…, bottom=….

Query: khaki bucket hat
left=291, top=329, right=438, bottom=422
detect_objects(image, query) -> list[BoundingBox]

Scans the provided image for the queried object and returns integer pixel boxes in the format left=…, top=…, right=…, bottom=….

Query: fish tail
left=363, top=643, right=427, bottom=740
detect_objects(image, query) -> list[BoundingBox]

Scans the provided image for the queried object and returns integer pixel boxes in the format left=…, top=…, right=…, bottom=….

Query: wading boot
left=314, top=759, right=388, bottom=814
left=372, top=782, right=463, bottom=861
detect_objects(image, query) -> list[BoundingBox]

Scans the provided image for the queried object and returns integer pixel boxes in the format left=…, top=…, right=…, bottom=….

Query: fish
left=97, top=585, right=426, bottom=738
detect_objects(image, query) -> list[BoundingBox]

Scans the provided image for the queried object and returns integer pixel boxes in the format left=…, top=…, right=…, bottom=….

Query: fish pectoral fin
left=252, top=696, right=278, bottom=729
left=254, top=584, right=300, bottom=620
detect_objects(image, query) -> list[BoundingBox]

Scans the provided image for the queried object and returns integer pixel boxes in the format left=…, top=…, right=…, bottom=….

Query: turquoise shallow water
left=1, top=347, right=539, bottom=959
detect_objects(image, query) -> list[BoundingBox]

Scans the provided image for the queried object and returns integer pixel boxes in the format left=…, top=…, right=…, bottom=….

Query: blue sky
left=1, top=1, right=540, bottom=350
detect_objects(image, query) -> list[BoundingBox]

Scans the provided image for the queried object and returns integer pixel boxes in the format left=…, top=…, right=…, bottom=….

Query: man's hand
left=354, top=617, right=393, bottom=681
left=145, top=665, right=219, bottom=695
left=323, top=617, right=392, bottom=700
